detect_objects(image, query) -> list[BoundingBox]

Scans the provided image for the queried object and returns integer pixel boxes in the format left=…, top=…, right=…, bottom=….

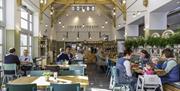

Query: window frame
left=0, top=0, right=5, bottom=62
left=20, top=7, right=33, bottom=56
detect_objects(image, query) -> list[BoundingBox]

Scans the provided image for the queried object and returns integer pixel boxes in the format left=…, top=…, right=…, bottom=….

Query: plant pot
left=45, top=76, right=50, bottom=81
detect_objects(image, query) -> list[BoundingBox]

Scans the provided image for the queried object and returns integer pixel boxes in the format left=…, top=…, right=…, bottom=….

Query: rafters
left=54, top=0, right=112, bottom=4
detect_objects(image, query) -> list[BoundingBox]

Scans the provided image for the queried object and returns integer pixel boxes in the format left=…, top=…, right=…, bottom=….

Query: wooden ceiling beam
left=40, top=0, right=55, bottom=14
left=54, top=0, right=112, bottom=4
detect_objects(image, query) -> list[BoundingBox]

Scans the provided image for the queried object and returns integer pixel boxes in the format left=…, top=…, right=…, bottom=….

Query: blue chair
left=2, top=64, right=19, bottom=84
left=27, top=70, right=50, bottom=76
left=60, top=70, right=82, bottom=76
left=105, top=59, right=114, bottom=77
left=69, top=65, right=85, bottom=76
left=110, top=66, right=134, bottom=91
left=72, top=60, right=84, bottom=64
left=49, top=83, right=80, bottom=91
left=6, top=83, right=37, bottom=91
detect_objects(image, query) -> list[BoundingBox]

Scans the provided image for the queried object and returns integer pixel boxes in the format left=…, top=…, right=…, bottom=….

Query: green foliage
left=125, top=32, right=180, bottom=49
left=43, top=72, right=52, bottom=77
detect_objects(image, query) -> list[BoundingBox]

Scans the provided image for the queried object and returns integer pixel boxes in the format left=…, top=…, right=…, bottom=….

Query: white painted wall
left=126, top=0, right=146, bottom=25
left=6, top=0, right=16, bottom=30
left=55, top=8, right=114, bottom=41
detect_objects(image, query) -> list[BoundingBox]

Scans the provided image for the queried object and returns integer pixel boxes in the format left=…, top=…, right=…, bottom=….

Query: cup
left=54, top=72, right=58, bottom=79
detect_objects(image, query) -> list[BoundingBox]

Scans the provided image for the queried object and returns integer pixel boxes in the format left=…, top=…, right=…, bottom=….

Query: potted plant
left=43, top=72, right=52, bottom=81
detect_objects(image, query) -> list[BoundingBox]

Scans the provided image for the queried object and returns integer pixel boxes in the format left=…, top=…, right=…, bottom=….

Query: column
left=145, top=12, right=168, bottom=38
left=6, top=0, right=21, bottom=55
left=125, top=24, right=139, bottom=38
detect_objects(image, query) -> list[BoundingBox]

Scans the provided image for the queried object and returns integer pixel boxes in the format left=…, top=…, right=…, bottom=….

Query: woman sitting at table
left=160, top=48, right=180, bottom=83
left=139, top=50, right=150, bottom=68
left=116, top=49, right=137, bottom=90
left=151, top=57, right=163, bottom=69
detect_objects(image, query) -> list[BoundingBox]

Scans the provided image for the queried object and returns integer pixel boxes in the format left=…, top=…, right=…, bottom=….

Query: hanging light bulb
left=118, top=24, right=121, bottom=27
left=113, top=12, right=116, bottom=16
left=40, top=0, right=44, bottom=4
left=82, top=24, right=85, bottom=28
left=101, top=25, right=105, bottom=29
left=59, top=21, right=61, bottom=24
left=105, top=21, right=108, bottom=24
left=44, top=0, right=47, bottom=4
left=82, top=8, right=85, bottom=12
left=50, top=11, right=53, bottom=15
left=122, top=0, right=126, bottom=4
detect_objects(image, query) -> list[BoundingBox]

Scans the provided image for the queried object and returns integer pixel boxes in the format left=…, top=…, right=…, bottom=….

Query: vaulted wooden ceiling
left=39, top=0, right=126, bottom=27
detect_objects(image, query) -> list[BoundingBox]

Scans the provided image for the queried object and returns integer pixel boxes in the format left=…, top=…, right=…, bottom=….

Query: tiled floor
left=86, top=64, right=111, bottom=91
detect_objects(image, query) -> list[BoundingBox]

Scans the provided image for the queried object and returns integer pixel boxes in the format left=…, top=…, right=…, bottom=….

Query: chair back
left=72, top=60, right=84, bottom=64
left=28, top=70, right=50, bottom=76
left=50, top=83, right=80, bottom=91
left=69, top=65, right=84, bottom=76
left=6, top=83, right=37, bottom=91
left=3, top=64, right=17, bottom=75
left=136, top=75, right=163, bottom=91
left=116, top=63, right=131, bottom=83
left=109, top=66, right=117, bottom=89
left=144, top=75, right=161, bottom=85
left=60, top=70, right=82, bottom=76
left=45, top=65, right=60, bottom=72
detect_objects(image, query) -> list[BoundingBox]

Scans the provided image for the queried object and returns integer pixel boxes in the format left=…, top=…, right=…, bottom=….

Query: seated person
left=139, top=50, right=150, bottom=68
left=143, top=62, right=154, bottom=75
left=151, top=57, right=163, bottom=69
left=4, top=48, right=20, bottom=74
left=4, top=48, right=20, bottom=65
left=116, top=49, right=137, bottom=90
left=160, top=48, right=179, bottom=83
left=19, top=49, right=33, bottom=76
left=56, top=46, right=73, bottom=64
left=75, top=50, right=84, bottom=60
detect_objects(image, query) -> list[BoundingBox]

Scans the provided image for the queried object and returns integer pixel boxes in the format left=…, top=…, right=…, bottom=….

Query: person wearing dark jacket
left=56, top=46, right=73, bottom=64
left=4, top=48, right=20, bottom=65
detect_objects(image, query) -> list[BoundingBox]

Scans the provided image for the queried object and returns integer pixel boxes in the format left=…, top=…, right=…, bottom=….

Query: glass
left=0, top=9, right=3, bottom=21
left=21, top=19, right=28, bottom=29
left=0, top=0, right=2, bottom=7
left=30, top=22, right=32, bottom=31
left=29, top=47, right=32, bottom=55
left=0, top=29, right=2, bottom=44
left=20, top=34, right=28, bottom=46
left=0, top=46, right=2, bottom=61
left=21, top=8, right=28, bottom=20
left=20, top=47, right=27, bottom=56
left=29, top=36, right=32, bottom=46
left=30, top=14, right=32, bottom=22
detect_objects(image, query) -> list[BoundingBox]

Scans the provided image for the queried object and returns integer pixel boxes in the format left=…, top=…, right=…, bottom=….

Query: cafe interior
left=0, top=0, right=180, bottom=91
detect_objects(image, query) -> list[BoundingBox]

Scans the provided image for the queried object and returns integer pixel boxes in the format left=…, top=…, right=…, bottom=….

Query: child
left=143, top=62, right=154, bottom=75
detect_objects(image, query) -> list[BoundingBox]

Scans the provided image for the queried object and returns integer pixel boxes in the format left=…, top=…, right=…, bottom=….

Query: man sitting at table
left=5, top=48, right=20, bottom=65
left=19, top=49, right=33, bottom=76
left=116, top=49, right=137, bottom=90
left=160, top=48, right=180, bottom=83
left=56, top=46, right=73, bottom=64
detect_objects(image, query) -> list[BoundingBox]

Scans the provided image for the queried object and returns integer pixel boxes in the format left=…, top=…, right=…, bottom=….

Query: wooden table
left=9, top=76, right=89, bottom=90
left=164, top=83, right=180, bottom=91
left=132, top=67, right=165, bottom=76
left=46, top=64, right=87, bottom=69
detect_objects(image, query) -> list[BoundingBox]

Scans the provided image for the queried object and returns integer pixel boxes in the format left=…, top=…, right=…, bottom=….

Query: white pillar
left=125, top=25, right=139, bottom=37
left=145, top=12, right=168, bottom=30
